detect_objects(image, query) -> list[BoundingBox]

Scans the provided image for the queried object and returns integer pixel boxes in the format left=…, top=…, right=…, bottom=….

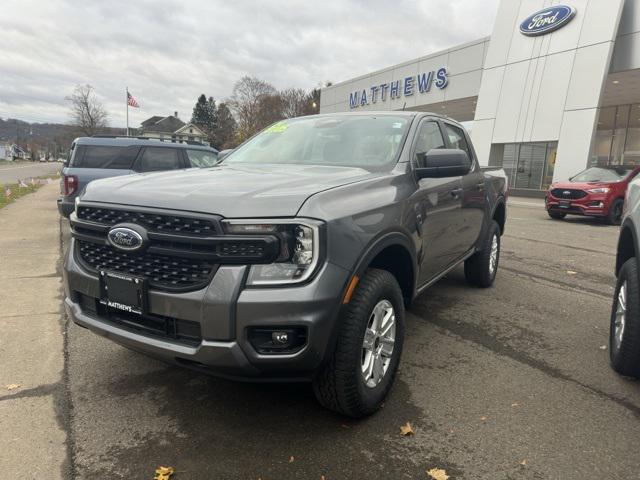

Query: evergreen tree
left=212, top=102, right=237, bottom=149
left=191, top=94, right=218, bottom=143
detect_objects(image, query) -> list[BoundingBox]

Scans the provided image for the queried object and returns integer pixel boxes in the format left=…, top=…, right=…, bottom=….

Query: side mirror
left=415, top=149, right=471, bottom=179
left=218, top=149, right=234, bottom=161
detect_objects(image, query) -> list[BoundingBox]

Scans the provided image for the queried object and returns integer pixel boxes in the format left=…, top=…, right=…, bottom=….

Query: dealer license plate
left=99, top=271, right=147, bottom=315
left=558, top=201, right=571, bottom=208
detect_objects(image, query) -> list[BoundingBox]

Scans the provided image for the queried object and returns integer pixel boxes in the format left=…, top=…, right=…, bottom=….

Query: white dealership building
left=320, top=0, right=640, bottom=194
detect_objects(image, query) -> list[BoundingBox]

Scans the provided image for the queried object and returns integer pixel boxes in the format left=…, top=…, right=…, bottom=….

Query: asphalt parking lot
left=51, top=200, right=640, bottom=479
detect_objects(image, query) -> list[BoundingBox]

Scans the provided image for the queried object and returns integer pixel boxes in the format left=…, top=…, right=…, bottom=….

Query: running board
left=415, top=248, right=476, bottom=295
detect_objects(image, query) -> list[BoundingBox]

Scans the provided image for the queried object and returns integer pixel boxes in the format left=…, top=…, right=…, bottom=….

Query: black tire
left=313, top=268, right=405, bottom=418
left=607, top=199, right=624, bottom=225
left=548, top=211, right=566, bottom=220
left=464, top=220, right=501, bottom=288
left=610, top=258, right=640, bottom=378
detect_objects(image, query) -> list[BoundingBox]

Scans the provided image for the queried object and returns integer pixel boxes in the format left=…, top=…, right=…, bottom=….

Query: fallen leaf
left=289, top=456, right=295, bottom=463
left=520, top=459, right=528, bottom=466
left=566, top=270, right=577, bottom=275
left=5, top=384, right=21, bottom=391
left=599, top=345, right=607, bottom=350
left=154, top=466, right=174, bottom=480
left=511, top=402, right=519, bottom=407
left=400, top=422, right=414, bottom=436
left=427, top=468, right=449, bottom=480
left=480, top=416, right=488, bottom=421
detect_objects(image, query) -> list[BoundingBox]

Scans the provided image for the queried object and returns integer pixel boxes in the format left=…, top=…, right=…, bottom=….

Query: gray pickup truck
left=63, top=112, right=508, bottom=417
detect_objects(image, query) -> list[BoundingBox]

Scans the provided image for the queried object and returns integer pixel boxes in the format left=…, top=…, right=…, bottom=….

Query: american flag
left=127, top=91, right=140, bottom=108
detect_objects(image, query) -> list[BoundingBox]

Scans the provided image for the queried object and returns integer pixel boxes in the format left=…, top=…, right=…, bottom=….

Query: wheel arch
left=492, top=198, right=506, bottom=235
left=617, top=218, right=638, bottom=276
left=351, top=232, right=418, bottom=306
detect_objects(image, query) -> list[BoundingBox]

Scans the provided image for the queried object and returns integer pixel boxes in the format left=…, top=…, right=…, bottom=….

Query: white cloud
left=0, top=0, right=499, bottom=126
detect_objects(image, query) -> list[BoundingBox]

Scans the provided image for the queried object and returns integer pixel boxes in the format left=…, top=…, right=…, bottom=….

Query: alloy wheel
left=614, top=280, right=627, bottom=352
left=361, top=299, right=396, bottom=388
left=489, top=234, right=499, bottom=276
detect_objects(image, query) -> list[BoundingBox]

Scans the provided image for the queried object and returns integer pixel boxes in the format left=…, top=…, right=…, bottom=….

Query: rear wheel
left=610, top=258, right=640, bottom=378
left=464, top=220, right=501, bottom=288
left=607, top=198, right=624, bottom=225
left=313, top=269, right=405, bottom=418
left=548, top=211, right=566, bottom=220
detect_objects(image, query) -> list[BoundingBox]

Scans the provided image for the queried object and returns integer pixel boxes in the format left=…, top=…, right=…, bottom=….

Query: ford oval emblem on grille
left=108, top=227, right=144, bottom=251
left=563, top=190, right=571, bottom=196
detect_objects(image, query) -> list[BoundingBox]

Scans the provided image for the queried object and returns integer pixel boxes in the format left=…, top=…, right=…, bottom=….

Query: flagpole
left=126, top=87, right=129, bottom=136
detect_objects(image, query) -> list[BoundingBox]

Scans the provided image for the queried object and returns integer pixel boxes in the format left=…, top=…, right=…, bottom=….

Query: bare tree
left=279, top=88, right=313, bottom=118
left=65, top=84, right=108, bottom=136
left=228, top=76, right=279, bottom=141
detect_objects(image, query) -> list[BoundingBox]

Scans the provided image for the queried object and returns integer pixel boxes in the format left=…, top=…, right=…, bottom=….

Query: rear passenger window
left=72, top=146, right=137, bottom=169
left=135, top=147, right=182, bottom=172
left=444, top=124, right=472, bottom=160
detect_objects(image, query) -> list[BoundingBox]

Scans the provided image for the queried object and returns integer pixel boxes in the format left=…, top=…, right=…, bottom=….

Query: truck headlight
left=222, top=219, right=321, bottom=285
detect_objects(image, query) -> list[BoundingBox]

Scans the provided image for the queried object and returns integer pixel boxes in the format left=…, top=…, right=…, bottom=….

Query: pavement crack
left=7, top=272, right=60, bottom=279
left=57, top=214, right=78, bottom=479
left=500, top=265, right=612, bottom=300
left=412, top=302, right=640, bottom=418
left=504, top=234, right=614, bottom=256
left=0, top=382, right=60, bottom=402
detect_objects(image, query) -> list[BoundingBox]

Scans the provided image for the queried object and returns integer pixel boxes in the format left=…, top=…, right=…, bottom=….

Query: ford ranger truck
left=63, top=112, right=508, bottom=417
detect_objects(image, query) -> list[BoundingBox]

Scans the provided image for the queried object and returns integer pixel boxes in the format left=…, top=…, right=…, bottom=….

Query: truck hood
left=81, top=163, right=381, bottom=217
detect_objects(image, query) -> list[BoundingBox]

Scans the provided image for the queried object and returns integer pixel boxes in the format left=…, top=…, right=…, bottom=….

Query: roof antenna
left=402, top=102, right=406, bottom=111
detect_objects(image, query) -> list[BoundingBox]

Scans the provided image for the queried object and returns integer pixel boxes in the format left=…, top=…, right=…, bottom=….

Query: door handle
left=450, top=188, right=463, bottom=198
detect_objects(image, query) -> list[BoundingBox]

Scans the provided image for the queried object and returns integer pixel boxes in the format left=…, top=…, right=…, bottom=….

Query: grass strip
left=1, top=175, right=59, bottom=209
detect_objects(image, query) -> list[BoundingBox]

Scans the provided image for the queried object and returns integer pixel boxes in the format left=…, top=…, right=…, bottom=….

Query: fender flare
left=617, top=217, right=640, bottom=277
left=349, top=230, right=419, bottom=300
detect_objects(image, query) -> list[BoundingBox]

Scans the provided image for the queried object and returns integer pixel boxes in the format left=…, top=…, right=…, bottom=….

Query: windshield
left=223, top=115, right=411, bottom=171
left=571, top=167, right=632, bottom=183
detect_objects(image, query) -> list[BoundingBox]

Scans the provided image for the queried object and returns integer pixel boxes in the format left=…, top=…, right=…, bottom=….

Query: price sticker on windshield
left=266, top=121, right=289, bottom=133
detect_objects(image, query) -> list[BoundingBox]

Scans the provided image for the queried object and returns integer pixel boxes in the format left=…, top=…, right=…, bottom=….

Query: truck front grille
left=77, top=240, right=216, bottom=291
left=77, top=206, right=216, bottom=236
left=550, top=188, right=587, bottom=200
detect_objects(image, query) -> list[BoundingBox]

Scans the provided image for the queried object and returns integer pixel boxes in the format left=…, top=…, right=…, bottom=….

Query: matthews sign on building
left=321, top=0, right=640, bottom=195
left=348, top=67, right=448, bottom=109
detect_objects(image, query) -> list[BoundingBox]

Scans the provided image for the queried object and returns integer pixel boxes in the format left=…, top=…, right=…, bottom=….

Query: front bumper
left=63, top=238, right=351, bottom=380
left=545, top=193, right=611, bottom=217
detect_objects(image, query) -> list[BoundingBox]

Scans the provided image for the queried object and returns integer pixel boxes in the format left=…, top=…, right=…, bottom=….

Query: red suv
left=546, top=166, right=640, bottom=224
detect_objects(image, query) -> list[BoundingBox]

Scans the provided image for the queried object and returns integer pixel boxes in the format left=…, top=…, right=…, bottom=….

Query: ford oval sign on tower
left=519, top=5, right=576, bottom=36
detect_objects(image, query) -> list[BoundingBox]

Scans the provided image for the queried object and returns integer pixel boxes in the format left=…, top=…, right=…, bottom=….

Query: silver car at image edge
left=611, top=176, right=640, bottom=377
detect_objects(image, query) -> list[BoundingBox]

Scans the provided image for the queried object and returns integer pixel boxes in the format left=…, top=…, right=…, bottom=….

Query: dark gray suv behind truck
left=58, top=136, right=219, bottom=217
left=63, top=112, right=508, bottom=417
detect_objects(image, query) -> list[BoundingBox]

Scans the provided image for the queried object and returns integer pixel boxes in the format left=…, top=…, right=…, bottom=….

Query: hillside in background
left=0, top=117, right=127, bottom=155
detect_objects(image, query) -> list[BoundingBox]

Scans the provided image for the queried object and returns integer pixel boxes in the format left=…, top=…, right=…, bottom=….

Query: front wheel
left=607, top=198, right=624, bottom=225
left=610, top=258, right=640, bottom=378
left=313, top=269, right=405, bottom=418
left=548, top=211, right=566, bottom=220
left=465, top=220, right=501, bottom=288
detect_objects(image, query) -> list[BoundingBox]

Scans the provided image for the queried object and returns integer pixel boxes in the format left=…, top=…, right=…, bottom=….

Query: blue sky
left=0, top=0, right=500, bottom=126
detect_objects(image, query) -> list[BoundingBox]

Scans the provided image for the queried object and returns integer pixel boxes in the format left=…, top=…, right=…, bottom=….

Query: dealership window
left=500, top=142, right=557, bottom=191
left=590, top=104, right=640, bottom=167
